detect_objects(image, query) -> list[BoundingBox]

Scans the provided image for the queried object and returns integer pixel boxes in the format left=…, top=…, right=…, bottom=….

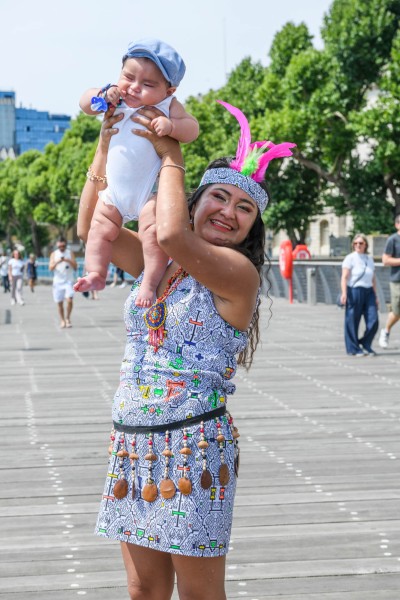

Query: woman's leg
left=10, top=276, right=17, bottom=303
left=15, top=276, right=24, bottom=304
left=120, top=543, right=175, bottom=600
left=344, top=287, right=364, bottom=354
left=173, top=554, right=226, bottom=600
left=359, top=288, right=379, bottom=351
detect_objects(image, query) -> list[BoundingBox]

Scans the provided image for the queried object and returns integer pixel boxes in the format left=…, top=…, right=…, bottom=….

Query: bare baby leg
left=74, top=202, right=123, bottom=292
left=136, top=197, right=169, bottom=308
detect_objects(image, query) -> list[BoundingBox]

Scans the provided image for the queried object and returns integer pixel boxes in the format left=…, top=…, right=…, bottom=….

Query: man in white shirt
left=49, top=237, right=77, bottom=328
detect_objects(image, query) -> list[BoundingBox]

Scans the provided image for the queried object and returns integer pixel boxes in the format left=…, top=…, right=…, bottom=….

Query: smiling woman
left=77, top=99, right=294, bottom=599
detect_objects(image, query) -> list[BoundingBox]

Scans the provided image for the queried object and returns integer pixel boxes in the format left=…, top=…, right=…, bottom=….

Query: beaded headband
left=199, top=100, right=296, bottom=213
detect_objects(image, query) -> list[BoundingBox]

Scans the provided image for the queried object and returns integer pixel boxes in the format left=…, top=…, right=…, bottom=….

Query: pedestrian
left=74, top=38, right=199, bottom=305
left=0, top=251, right=10, bottom=293
left=77, top=100, right=294, bottom=599
left=49, top=237, right=77, bottom=328
left=26, top=253, right=38, bottom=292
left=379, top=214, right=400, bottom=348
left=340, top=233, right=379, bottom=356
left=8, top=249, right=25, bottom=306
left=109, top=264, right=126, bottom=288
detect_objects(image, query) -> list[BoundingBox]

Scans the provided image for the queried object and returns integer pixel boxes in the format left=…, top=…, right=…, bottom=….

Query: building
left=0, top=91, right=16, bottom=151
left=0, top=90, right=71, bottom=157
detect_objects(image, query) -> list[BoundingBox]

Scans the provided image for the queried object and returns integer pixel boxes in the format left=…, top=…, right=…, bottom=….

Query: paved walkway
left=1, top=285, right=400, bottom=599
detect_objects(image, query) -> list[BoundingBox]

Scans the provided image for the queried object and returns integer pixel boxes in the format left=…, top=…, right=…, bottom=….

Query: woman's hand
left=131, top=107, right=182, bottom=161
left=99, top=106, right=123, bottom=151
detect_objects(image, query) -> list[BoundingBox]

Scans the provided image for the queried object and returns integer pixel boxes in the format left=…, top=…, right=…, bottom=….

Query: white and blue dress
left=96, top=272, right=250, bottom=557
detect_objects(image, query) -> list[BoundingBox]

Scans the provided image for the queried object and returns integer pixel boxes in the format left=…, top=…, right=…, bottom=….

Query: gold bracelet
left=86, top=165, right=107, bottom=183
left=159, top=164, right=186, bottom=174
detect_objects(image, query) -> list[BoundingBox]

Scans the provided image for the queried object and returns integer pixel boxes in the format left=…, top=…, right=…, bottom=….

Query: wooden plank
left=1, top=286, right=400, bottom=598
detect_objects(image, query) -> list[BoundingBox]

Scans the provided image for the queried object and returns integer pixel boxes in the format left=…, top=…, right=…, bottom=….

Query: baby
left=74, top=38, right=199, bottom=306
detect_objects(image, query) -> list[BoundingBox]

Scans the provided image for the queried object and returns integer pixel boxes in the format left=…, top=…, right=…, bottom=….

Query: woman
left=8, top=249, right=25, bottom=306
left=340, top=233, right=379, bottom=356
left=78, top=102, right=294, bottom=600
left=26, top=253, right=38, bottom=292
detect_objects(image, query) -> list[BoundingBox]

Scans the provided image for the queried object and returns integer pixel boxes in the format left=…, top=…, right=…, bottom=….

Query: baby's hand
left=105, top=85, right=121, bottom=107
left=151, top=116, right=173, bottom=137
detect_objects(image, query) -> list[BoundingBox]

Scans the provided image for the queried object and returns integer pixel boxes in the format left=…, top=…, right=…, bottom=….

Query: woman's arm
left=132, top=108, right=259, bottom=329
left=341, top=267, right=350, bottom=305
left=77, top=108, right=144, bottom=278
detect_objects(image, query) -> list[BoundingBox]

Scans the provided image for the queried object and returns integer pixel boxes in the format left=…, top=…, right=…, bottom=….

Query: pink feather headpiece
left=200, top=100, right=296, bottom=212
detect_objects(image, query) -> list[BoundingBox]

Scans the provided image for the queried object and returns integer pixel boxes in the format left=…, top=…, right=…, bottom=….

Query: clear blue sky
left=1, top=0, right=333, bottom=118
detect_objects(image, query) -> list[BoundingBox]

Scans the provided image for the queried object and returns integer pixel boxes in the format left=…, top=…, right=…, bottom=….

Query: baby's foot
left=74, top=272, right=106, bottom=292
left=135, top=286, right=157, bottom=308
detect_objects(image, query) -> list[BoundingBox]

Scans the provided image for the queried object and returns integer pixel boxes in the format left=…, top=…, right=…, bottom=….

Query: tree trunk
left=29, top=218, right=42, bottom=257
left=294, top=151, right=354, bottom=209
left=384, top=174, right=400, bottom=216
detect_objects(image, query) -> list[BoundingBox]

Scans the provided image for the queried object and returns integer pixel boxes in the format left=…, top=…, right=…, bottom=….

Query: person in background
left=110, top=265, right=126, bottom=288
left=49, top=237, right=77, bottom=328
left=340, top=233, right=379, bottom=356
left=8, top=249, right=25, bottom=306
left=379, top=214, right=400, bottom=348
left=26, top=253, right=38, bottom=292
left=0, top=251, right=10, bottom=293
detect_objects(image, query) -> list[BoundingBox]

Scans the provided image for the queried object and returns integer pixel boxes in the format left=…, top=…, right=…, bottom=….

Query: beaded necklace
left=143, top=266, right=188, bottom=351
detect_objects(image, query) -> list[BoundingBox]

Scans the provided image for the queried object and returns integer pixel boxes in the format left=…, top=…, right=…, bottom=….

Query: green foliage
left=269, top=22, right=314, bottom=78
left=0, top=114, right=100, bottom=254
left=2, top=1, right=400, bottom=251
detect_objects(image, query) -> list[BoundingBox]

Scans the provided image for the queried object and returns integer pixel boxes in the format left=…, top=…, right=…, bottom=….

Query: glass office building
left=15, top=108, right=71, bottom=154
left=0, top=90, right=71, bottom=156
left=0, top=91, right=16, bottom=150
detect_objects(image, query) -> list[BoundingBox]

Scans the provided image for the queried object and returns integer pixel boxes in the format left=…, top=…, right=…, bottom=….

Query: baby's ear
left=166, top=86, right=176, bottom=97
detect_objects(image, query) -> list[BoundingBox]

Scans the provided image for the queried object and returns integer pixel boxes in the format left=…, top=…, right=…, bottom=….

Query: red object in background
left=279, top=240, right=293, bottom=279
left=279, top=240, right=294, bottom=303
left=292, top=244, right=311, bottom=260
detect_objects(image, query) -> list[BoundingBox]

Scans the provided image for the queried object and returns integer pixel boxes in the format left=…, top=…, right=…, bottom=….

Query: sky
left=1, top=0, right=333, bottom=118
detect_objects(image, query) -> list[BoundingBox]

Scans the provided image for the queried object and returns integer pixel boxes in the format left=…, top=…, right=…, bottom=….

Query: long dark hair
left=187, top=157, right=267, bottom=369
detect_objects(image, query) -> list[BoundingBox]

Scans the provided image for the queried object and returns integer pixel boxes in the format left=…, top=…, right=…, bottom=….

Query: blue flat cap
left=123, top=38, right=186, bottom=87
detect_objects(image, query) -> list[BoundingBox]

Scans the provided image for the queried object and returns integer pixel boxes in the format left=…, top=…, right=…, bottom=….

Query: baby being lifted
left=74, top=38, right=199, bottom=306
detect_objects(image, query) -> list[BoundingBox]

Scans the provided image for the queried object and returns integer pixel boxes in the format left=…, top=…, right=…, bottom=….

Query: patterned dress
left=96, top=271, right=249, bottom=556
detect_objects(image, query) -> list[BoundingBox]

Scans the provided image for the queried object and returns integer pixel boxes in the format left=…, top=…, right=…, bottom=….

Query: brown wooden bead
left=179, top=447, right=192, bottom=455
left=197, top=440, right=209, bottom=449
left=219, top=463, right=230, bottom=485
left=117, top=449, right=129, bottom=458
left=113, top=478, right=129, bottom=499
left=200, top=469, right=212, bottom=489
left=178, top=477, right=192, bottom=495
left=144, top=452, right=157, bottom=461
left=142, top=482, right=158, bottom=502
left=131, top=481, right=136, bottom=499
left=216, top=434, right=225, bottom=443
left=232, top=428, right=240, bottom=439
left=160, top=478, right=176, bottom=499
left=129, top=452, right=139, bottom=461
left=162, top=449, right=173, bottom=457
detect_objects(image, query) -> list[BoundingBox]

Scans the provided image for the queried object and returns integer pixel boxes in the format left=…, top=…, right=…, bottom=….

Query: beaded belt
left=109, top=404, right=239, bottom=503
left=113, top=405, right=226, bottom=435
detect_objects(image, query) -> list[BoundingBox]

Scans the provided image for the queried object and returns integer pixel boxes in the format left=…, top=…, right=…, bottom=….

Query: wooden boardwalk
left=1, top=285, right=400, bottom=599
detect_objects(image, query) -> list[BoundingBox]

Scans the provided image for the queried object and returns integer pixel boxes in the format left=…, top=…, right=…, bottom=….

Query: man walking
left=379, top=214, right=400, bottom=348
left=49, top=237, right=77, bottom=328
